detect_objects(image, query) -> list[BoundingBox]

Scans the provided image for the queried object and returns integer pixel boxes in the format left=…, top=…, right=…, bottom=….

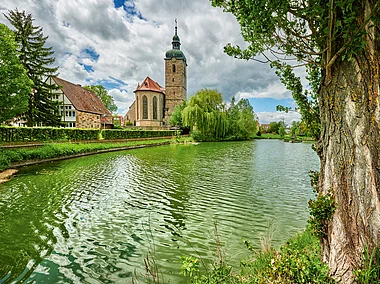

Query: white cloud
left=235, top=81, right=292, bottom=100
left=256, top=111, right=301, bottom=125
left=108, top=88, right=134, bottom=115
left=0, top=0, right=309, bottom=116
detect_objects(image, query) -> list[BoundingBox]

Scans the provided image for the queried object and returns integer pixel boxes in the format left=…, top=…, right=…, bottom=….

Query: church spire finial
left=172, top=18, right=181, bottom=50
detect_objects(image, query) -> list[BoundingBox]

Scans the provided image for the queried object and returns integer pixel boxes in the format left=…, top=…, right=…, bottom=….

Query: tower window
left=172, top=64, right=176, bottom=73
left=153, top=96, right=157, bottom=119
left=172, top=78, right=174, bottom=82
left=143, top=95, right=148, bottom=119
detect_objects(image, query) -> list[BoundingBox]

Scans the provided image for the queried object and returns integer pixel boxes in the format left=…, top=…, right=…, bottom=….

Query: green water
left=0, top=140, right=319, bottom=283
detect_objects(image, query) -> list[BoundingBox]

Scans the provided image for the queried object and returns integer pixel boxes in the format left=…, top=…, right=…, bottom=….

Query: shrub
left=240, top=228, right=334, bottom=283
left=0, top=126, right=100, bottom=142
left=101, top=129, right=178, bottom=140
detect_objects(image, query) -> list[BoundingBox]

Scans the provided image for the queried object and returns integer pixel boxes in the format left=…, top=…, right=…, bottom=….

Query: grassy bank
left=179, top=227, right=334, bottom=284
left=0, top=138, right=185, bottom=172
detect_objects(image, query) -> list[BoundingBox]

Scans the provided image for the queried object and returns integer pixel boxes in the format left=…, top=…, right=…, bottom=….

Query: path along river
left=0, top=140, right=319, bottom=283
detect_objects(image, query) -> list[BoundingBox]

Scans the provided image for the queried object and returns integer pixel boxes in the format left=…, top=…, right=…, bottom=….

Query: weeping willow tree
left=182, top=89, right=228, bottom=141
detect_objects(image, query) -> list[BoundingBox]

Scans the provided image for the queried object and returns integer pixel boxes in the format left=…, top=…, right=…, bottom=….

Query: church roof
left=165, top=21, right=187, bottom=63
left=53, top=77, right=111, bottom=116
left=165, top=49, right=187, bottom=62
left=134, top=76, right=165, bottom=94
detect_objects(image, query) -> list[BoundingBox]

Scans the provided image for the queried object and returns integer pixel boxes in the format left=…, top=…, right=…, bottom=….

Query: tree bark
left=319, top=3, right=380, bottom=281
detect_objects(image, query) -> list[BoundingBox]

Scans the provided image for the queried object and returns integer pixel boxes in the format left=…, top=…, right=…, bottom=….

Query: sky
left=0, top=0, right=304, bottom=125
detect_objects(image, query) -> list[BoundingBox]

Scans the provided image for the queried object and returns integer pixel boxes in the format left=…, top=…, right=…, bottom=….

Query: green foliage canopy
left=0, top=23, right=32, bottom=124
left=227, top=97, right=257, bottom=140
left=5, top=9, right=62, bottom=127
left=211, top=0, right=380, bottom=140
left=180, top=89, right=257, bottom=141
left=182, top=89, right=228, bottom=140
left=169, top=101, right=187, bottom=128
left=84, top=85, right=118, bottom=114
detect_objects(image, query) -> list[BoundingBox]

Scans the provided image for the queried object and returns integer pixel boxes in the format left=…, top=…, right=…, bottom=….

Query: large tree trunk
left=319, top=3, right=380, bottom=281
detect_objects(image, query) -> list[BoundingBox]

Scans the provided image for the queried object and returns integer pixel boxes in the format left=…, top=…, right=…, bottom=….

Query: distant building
left=113, top=115, right=124, bottom=127
left=261, top=124, right=270, bottom=131
left=125, top=22, right=187, bottom=127
left=48, top=77, right=113, bottom=128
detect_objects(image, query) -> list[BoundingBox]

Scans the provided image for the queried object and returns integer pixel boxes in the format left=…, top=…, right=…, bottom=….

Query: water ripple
left=0, top=140, right=319, bottom=283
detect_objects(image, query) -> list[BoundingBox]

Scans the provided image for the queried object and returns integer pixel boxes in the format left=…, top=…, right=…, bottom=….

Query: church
left=124, top=24, right=187, bottom=127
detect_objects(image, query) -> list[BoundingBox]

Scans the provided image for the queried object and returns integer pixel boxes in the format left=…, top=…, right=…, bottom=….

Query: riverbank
left=255, top=133, right=316, bottom=141
left=0, top=136, right=192, bottom=183
left=179, top=226, right=334, bottom=284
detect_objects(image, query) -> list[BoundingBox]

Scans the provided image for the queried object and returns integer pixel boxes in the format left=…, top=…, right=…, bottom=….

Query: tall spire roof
left=165, top=19, right=186, bottom=63
left=172, top=18, right=181, bottom=50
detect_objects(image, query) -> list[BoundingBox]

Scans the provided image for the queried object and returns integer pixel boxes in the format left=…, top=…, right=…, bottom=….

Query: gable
left=52, top=77, right=111, bottom=116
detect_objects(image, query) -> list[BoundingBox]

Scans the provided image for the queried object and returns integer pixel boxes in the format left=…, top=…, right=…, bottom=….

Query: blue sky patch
left=100, top=78, right=128, bottom=90
left=113, top=0, right=125, bottom=8
left=114, top=0, right=145, bottom=20
left=109, top=77, right=127, bottom=86
left=248, top=98, right=296, bottom=113
left=82, top=48, right=100, bottom=62
left=80, top=63, right=94, bottom=73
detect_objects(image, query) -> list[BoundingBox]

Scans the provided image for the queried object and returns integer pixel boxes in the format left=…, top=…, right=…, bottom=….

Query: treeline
left=170, top=89, right=257, bottom=141
left=260, top=120, right=316, bottom=138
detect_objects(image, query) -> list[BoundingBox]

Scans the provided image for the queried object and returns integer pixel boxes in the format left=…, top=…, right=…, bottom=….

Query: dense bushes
left=0, top=126, right=178, bottom=143
left=0, top=126, right=100, bottom=142
left=101, top=129, right=178, bottom=140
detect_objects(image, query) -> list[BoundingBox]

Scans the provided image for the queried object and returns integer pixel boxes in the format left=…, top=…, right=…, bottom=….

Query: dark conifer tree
left=5, top=9, right=62, bottom=127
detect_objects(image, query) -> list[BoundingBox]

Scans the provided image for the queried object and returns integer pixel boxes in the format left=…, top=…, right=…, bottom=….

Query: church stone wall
left=165, top=59, right=187, bottom=119
left=135, top=91, right=165, bottom=127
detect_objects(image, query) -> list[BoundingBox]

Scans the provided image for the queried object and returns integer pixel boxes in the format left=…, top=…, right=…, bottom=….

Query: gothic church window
left=153, top=96, right=157, bottom=119
left=143, top=95, right=148, bottom=119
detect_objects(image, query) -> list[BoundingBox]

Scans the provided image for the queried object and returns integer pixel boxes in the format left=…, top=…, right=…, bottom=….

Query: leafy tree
left=212, top=0, right=380, bottom=281
left=227, top=96, right=240, bottom=136
left=182, top=89, right=228, bottom=141
left=5, top=9, right=62, bottom=127
left=0, top=23, right=32, bottom=124
left=290, top=121, right=301, bottom=137
left=176, top=94, right=257, bottom=140
left=169, top=101, right=187, bottom=128
left=278, top=122, right=286, bottom=138
left=267, top=121, right=279, bottom=134
left=234, top=98, right=257, bottom=139
left=83, top=85, right=117, bottom=114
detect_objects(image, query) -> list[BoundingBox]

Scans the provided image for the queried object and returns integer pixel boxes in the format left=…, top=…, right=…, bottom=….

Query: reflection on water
left=0, top=140, right=319, bottom=283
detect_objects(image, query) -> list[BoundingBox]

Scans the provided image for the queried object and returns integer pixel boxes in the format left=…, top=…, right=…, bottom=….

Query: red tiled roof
left=53, top=77, right=111, bottom=116
left=134, top=76, right=165, bottom=94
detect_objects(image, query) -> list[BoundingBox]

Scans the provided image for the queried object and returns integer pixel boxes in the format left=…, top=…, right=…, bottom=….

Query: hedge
left=0, top=126, right=179, bottom=143
left=101, top=129, right=179, bottom=140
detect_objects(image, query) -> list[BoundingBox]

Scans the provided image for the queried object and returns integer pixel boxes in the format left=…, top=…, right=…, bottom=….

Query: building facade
left=48, top=77, right=112, bottom=129
left=125, top=24, right=187, bottom=127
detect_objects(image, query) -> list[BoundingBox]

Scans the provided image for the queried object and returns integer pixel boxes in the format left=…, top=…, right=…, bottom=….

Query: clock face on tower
left=171, top=57, right=176, bottom=62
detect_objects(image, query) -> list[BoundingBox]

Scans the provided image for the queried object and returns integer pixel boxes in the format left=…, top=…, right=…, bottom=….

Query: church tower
left=164, top=20, right=187, bottom=122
